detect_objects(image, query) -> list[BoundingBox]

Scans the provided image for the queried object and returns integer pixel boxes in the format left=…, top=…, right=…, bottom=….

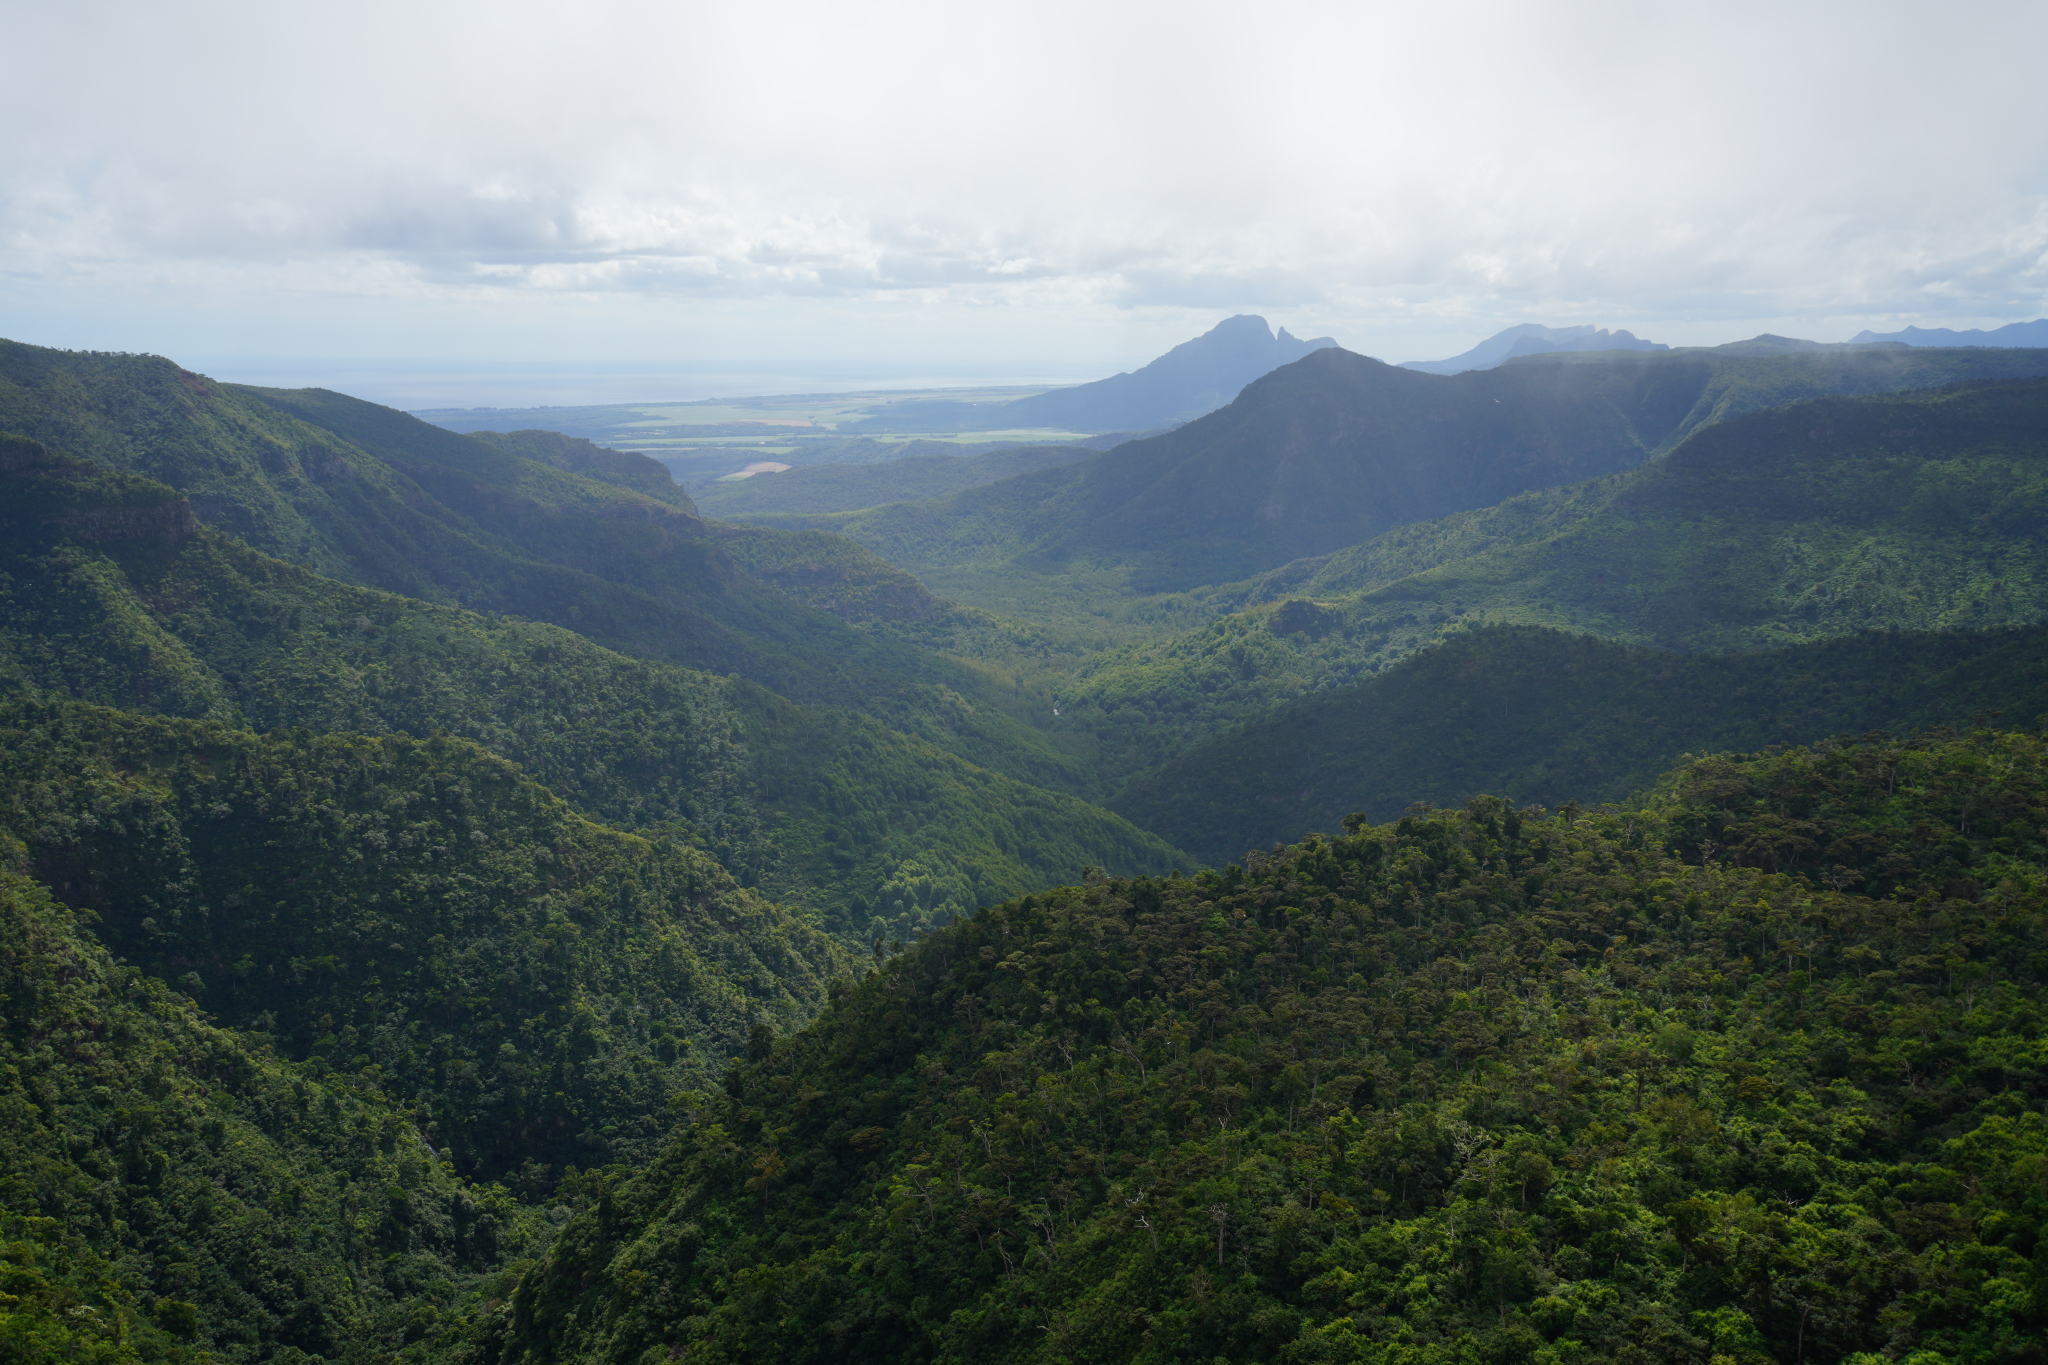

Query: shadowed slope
left=744, top=344, right=2048, bottom=601
left=1114, top=623, right=2048, bottom=865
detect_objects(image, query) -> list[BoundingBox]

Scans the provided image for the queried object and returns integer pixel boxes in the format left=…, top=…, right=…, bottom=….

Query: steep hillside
left=1064, top=376, right=2048, bottom=770
left=502, top=729, right=2048, bottom=1365
left=742, top=344, right=2048, bottom=602
left=1116, top=624, right=2048, bottom=865
left=2, top=699, right=847, bottom=1179
left=0, top=341, right=1087, bottom=795
left=0, top=860, right=541, bottom=1364
left=0, top=443, right=1189, bottom=941
left=465, top=427, right=700, bottom=506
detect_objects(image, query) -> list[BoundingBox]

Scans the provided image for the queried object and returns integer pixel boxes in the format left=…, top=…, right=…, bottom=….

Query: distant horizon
left=164, top=312, right=2046, bottom=412
left=172, top=355, right=1116, bottom=412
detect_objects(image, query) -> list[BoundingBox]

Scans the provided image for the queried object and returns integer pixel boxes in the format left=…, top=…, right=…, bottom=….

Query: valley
left=5, top=320, right=2048, bottom=1365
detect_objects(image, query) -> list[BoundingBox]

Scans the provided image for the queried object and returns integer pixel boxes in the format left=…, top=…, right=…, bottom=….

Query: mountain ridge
left=1399, top=321, right=1668, bottom=374
left=1851, top=318, right=2048, bottom=348
left=734, top=343, right=2048, bottom=601
left=1057, top=374, right=2048, bottom=778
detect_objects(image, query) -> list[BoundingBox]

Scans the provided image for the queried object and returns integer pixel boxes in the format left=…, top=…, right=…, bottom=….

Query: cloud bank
left=5, top=0, right=2046, bottom=367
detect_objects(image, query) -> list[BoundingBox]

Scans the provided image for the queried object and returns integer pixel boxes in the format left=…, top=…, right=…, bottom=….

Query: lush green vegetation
left=1116, top=624, right=2048, bottom=866
left=1060, top=378, right=2048, bottom=779
left=0, top=698, right=847, bottom=1180
left=0, top=342, right=1098, bottom=796
left=10, top=333, right=2048, bottom=1365
left=0, top=437, right=1186, bottom=942
left=503, top=728, right=2048, bottom=1365
left=0, top=860, right=541, bottom=1365
left=461, top=430, right=699, bottom=508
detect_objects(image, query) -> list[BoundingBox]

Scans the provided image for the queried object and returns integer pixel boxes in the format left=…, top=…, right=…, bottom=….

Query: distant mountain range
left=1404, top=318, right=2048, bottom=375
left=1850, top=318, right=2048, bottom=347
left=1399, top=322, right=1667, bottom=374
left=838, top=314, right=1336, bottom=433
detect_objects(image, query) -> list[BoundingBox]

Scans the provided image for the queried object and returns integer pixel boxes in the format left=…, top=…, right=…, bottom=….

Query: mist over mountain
left=1850, top=318, right=2048, bottom=347
left=837, top=315, right=1336, bottom=434
left=1399, top=322, right=1667, bottom=374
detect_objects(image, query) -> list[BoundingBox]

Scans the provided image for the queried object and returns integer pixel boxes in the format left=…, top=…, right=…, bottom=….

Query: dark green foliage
left=710, top=526, right=953, bottom=625
left=0, top=447, right=1185, bottom=943
left=1066, top=377, right=2048, bottom=775
left=733, top=689, right=1193, bottom=942
left=502, top=731, right=2048, bottom=1365
left=0, top=861, right=539, bottom=1364
left=230, top=382, right=1077, bottom=769
left=0, top=700, right=846, bottom=1179
left=1117, top=624, right=2048, bottom=865
left=460, top=430, right=698, bottom=509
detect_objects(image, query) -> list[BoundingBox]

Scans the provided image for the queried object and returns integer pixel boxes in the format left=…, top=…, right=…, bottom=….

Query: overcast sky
left=5, top=0, right=2046, bottom=399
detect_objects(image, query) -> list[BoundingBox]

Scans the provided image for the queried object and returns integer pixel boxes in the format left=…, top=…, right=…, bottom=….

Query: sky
left=5, top=0, right=2047, bottom=406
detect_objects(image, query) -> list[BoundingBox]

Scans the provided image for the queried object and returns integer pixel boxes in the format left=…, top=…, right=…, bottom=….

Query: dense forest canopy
left=501, top=729, right=2048, bottom=1365
left=0, top=435, right=1186, bottom=941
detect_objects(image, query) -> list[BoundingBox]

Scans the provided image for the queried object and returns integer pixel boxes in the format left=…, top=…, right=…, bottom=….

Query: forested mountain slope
left=1063, top=377, right=2048, bottom=773
left=464, top=427, right=701, bottom=506
left=735, top=345, right=2048, bottom=600
left=2, top=700, right=846, bottom=1181
left=502, top=729, right=2048, bottom=1365
left=0, top=862, right=539, bottom=1364
left=0, top=441, right=1189, bottom=942
left=1116, top=624, right=2048, bottom=865
left=0, top=341, right=1085, bottom=796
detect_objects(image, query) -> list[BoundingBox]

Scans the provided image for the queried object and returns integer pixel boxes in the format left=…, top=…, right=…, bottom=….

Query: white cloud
left=4, top=0, right=2046, bottom=373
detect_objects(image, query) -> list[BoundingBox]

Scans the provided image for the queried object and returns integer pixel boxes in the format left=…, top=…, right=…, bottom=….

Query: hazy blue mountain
left=1850, top=318, right=2048, bottom=347
left=994, top=313, right=1337, bottom=430
left=1399, top=322, right=1666, bottom=374
left=836, top=315, right=1337, bottom=433
left=1684, top=332, right=1913, bottom=356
